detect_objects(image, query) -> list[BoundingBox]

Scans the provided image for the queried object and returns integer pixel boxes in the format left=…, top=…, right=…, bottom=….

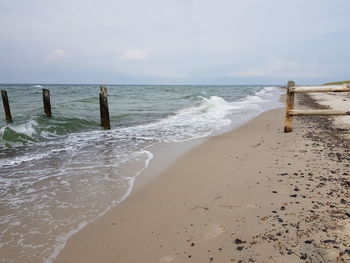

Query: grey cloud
left=0, top=0, right=349, bottom=84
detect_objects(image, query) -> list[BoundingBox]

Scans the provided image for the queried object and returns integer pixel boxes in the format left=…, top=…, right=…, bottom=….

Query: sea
left=0, top=84, right=284, bottom=262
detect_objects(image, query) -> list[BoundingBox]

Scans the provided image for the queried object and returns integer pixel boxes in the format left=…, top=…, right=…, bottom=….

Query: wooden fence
left=284, top=81, right=350, bottom=133
left=1, top=86, right=111, bottom=130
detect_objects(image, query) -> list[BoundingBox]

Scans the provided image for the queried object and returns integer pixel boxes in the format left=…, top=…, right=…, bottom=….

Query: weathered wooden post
left=284, top=81, right=295, bottom=133
left=99, top=86, right=111, bottom=130
left=42, top=88, right=52, bottom=117
left=1, top=90, right=12, bottom=122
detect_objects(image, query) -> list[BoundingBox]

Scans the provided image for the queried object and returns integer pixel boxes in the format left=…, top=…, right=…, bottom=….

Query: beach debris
left=189, top=205, right=210, bottom=211
left=234, top=238, right=246, bottom=244
left=322, top=239, right=337, bottom=244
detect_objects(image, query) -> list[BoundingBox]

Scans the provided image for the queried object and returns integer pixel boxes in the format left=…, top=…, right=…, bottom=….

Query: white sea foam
left=0, top=153, right=49, bottom=167
left=43, top=149, right=154, bottom=263
left=0, top=126, right=5, bottom=138
left=256, top=86, right=277, bottom=96
left=8, top=120, right=38, bottom=138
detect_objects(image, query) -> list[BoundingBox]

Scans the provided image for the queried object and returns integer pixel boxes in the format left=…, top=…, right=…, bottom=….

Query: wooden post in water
left=42, top=88, right=52, bottom=117
left=1, top=90, right=12, bottom=122
left=99, top=86, right=111, bottom=130
left=284, top=81, right=295, bottom=133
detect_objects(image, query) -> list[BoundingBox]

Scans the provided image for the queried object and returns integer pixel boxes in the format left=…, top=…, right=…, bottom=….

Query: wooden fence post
left=99, top=86, right=111, bottom=130
left=284, top=81, right=295, bottom=133
left=1, top=90, right=12, bottom=122
left=42, top=89, right=52, bottom=117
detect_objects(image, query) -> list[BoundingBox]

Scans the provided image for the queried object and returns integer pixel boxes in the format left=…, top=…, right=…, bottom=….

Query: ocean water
left=0, top=84, right=283, bottom=262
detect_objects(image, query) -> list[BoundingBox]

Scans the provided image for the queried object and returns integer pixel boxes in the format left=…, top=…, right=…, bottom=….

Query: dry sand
left=55, top=93, right=349, bottom=263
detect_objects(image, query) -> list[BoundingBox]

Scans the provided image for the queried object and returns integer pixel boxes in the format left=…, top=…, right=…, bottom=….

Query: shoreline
left=54, top=107, right=287, bottom=263
left=1, top=85, right=285, bottom=263
left=134, top=99, right=284, bottom=193
left=54, top=92, right=349, bottom=262
left=49, top=92, right=284, bottom=263
left=1, top=86, right=285, bottom=263
left=133, top=87, right=285, bottom=192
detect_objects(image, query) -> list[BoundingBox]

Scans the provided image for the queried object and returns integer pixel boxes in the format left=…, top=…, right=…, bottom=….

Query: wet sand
left=55, top=93, right=349, bottom=263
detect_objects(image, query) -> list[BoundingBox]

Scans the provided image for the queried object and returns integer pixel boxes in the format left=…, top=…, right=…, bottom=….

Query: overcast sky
left=0, top=0, right=349, bottom=84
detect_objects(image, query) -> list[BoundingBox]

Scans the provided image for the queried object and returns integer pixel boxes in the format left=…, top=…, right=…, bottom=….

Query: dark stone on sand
left=290, top=194, right=297, bottom=198
left=300, top=254, right=307, bottom=260
left=236, top=246, right=244, bottom=251
left=304, top=240, right=313, bottom=244
left=340, top=199, right=347, bottom=204
left=322, top=239, right=336, bottom=244
left=234, top=238, right=246, bottom=244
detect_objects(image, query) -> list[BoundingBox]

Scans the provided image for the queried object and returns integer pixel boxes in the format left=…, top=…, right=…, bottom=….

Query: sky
left=0, top=0, right=349, bottom=85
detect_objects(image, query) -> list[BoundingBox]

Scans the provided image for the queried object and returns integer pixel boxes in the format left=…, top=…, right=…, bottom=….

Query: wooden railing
left=284, top=81, right=350, bottom=133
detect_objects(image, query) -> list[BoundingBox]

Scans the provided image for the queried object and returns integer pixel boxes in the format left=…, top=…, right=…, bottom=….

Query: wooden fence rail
left=284, top=81, right=350, bottom=133
left=290, top=86, right=350, bottom=93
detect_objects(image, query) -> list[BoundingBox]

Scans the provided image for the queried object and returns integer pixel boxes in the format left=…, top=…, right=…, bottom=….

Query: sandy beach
left=2, top=2, right=350, bottom=262
left=55, top=91, right=349, bottom=263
